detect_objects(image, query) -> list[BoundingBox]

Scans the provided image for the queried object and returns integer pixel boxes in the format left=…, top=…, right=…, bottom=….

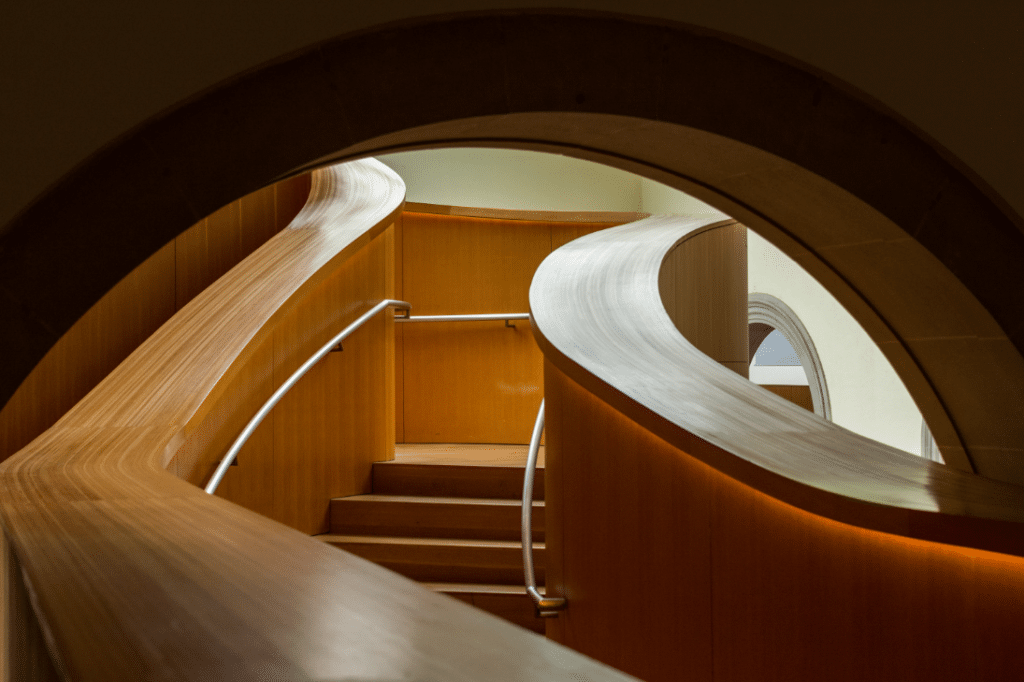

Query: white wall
left=746, top=231, right=924, bottom=455
left=382, top=148, right=926, bottom=456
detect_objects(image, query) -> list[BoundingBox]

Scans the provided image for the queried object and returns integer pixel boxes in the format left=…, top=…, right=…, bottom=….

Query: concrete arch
left=1, top=11, right=1021, bottom=481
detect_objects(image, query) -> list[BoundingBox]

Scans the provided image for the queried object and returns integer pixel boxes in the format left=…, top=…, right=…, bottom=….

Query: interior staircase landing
left=318, top=443, right=548, bottom=633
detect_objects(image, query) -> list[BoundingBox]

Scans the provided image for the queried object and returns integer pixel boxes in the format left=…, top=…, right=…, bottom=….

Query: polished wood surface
left=762, top=384, right=814, bottom=411
left=544, top=365, right=1024, bottom=682
left=659, top=221, right=749, bottom=377
left=207, top=227, right=394, bottom=533
left=404, top=201, right=647, bottom=224
left=2, top=533, right=60, bottom=682
left=400, top=212, right=552, bottom=443
left=535, top=213, right=1024, bottom=680
left=0, top=174, right=310, bottom=464
left=398, top=211, right=618, bottom=444
left=0, top=159, right=634, bottom=682
left=531, top=215, right=1024, bottom=556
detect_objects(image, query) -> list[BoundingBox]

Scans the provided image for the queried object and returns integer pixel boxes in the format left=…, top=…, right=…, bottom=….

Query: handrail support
left=522, top=398, right=567, bottom=617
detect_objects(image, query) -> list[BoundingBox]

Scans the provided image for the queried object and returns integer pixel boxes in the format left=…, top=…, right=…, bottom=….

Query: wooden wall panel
left=761, top=384, right=814, bottom=411
left=399, top=213, right=620, bottom=445
left=400, top=213, right=551, bottom=444
left=0, top=175, right=310, bottom=464
left=0, top=241, right=176, bottom=461
left=269, top=228, right=393, bottom=534
left=2, top=533, right=60, bottom=682
left=659, top=223, right=748, bottom=377
left=206, top=226, right=395, bottom=535
left=550, top=222, right=618, bottom=251
left=545, top=363, right=1024, bottom=682
left=544, top=362, right=714, bottom=682
left=394, top=213, right=406, bottom=443
left=175, top=200, right=242, bottom=307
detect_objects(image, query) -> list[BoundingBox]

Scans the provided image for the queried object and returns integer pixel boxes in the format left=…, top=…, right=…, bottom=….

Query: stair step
left=373, top=462, right=544, bottom=500
left=424, top=583, right=547, bottom=634
left=318, top=535, right=544, bottom=584
left=330, top=494, right=544, bottom=541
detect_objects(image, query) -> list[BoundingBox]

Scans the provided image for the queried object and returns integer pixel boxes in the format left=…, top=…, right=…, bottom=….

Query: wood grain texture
left=762, top=384, right=814, bottom=411
left=0, top=174, right=311, bottom=464
left=393, top=212, right=406, bottom=443
left=404, top=201, right=647, bottom=224
left=530, top=215, right=1024, bottom=557
left=0, top=159, right=636, bottom=682
left=544, top=365, right=1024, bottom=682
left=400, top=212, right=551, bottom=443
left=2, top=533, right=61, bottom=682
left=659, top=222, right=748, bottom=377
left=398, top=211, right=620, bottom=444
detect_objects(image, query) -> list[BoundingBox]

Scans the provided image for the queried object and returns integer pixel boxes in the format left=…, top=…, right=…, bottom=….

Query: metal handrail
left=522, top=399, right=567, bottom=617
left=205, top=298, right=411, bottom=494
left=397, top=313, right=529, bottom=327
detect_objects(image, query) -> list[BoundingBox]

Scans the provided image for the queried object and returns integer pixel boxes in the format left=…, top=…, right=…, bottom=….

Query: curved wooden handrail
left=0, top=159, right=635, bottom=681
left=530, top=215, right=1024, bottom=558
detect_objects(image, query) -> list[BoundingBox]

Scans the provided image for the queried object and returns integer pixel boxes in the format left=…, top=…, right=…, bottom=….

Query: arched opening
left=2, top=11, right=1021, bottom=481
left=748, top=293, right=831, bottom=420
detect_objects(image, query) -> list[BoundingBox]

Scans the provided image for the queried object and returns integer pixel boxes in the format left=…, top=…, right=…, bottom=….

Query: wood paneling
left=659, top=222, right=748, bottom=377
left=762, top=384, right=814, bottom=411
left=550, top=222, right=619, bottom=251
left=400, top=212, right=550, bottom=444
left=394, top=213, right=406, bottom=443
left=0, top=160, right=635, bottom=682
left=531, top=215, right=1024, bottom=555
left=0, top=241, right=175, bottom=461
left=2, top=533, right=60, bottom=682
left=269, top=229, right=393, bottom=534
left=545, top=365, right=1024, bottom=682
left=0, top=174, right=311, bottom=464
left=535, top=214, right=1024, bottom=679
left=545, top=364, right=713, bottom=682
left=398, top=212, right=619, bottom=444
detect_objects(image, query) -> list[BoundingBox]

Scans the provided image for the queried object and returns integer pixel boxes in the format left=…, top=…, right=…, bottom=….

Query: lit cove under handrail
left=205, top=298, right=411, bottom=494
left=522, top=398, right=567, bottom=616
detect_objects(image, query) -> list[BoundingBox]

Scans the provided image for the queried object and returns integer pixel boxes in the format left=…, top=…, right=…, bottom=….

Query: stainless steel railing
left=397, top=313, right=529, bottom=327
left=205, top=298, right=411, bottom=494
left=522, top=399, right=567, bottom=617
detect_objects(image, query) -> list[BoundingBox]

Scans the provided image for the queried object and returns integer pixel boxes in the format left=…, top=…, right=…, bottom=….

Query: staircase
left=318, top=444, right=547, bottom=633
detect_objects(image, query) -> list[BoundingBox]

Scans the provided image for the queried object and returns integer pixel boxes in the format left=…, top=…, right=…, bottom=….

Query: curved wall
left=382, top=148, right=927, bottom=456
left=3, top=2, right=1021, bottom=231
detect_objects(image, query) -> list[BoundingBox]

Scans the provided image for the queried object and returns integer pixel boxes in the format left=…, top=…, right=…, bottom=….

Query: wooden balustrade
left=0, top=160, right=636, bottom=682
left=532, top=214, right=1024, bottom=682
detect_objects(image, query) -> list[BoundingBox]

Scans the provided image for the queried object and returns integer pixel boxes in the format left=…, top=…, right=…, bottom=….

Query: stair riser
left=326, top=542, right=545, bottom=585
left=373, top=464, right=544, bottom=500
left=331, top=500, right=545, bottom=541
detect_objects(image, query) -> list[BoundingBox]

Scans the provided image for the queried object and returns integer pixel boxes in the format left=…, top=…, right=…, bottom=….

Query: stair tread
left=318, top=535, right=543, bottom=550
left=423, top=583, right=545, bottom=595
left=333, top=494, right=541, bottom=507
